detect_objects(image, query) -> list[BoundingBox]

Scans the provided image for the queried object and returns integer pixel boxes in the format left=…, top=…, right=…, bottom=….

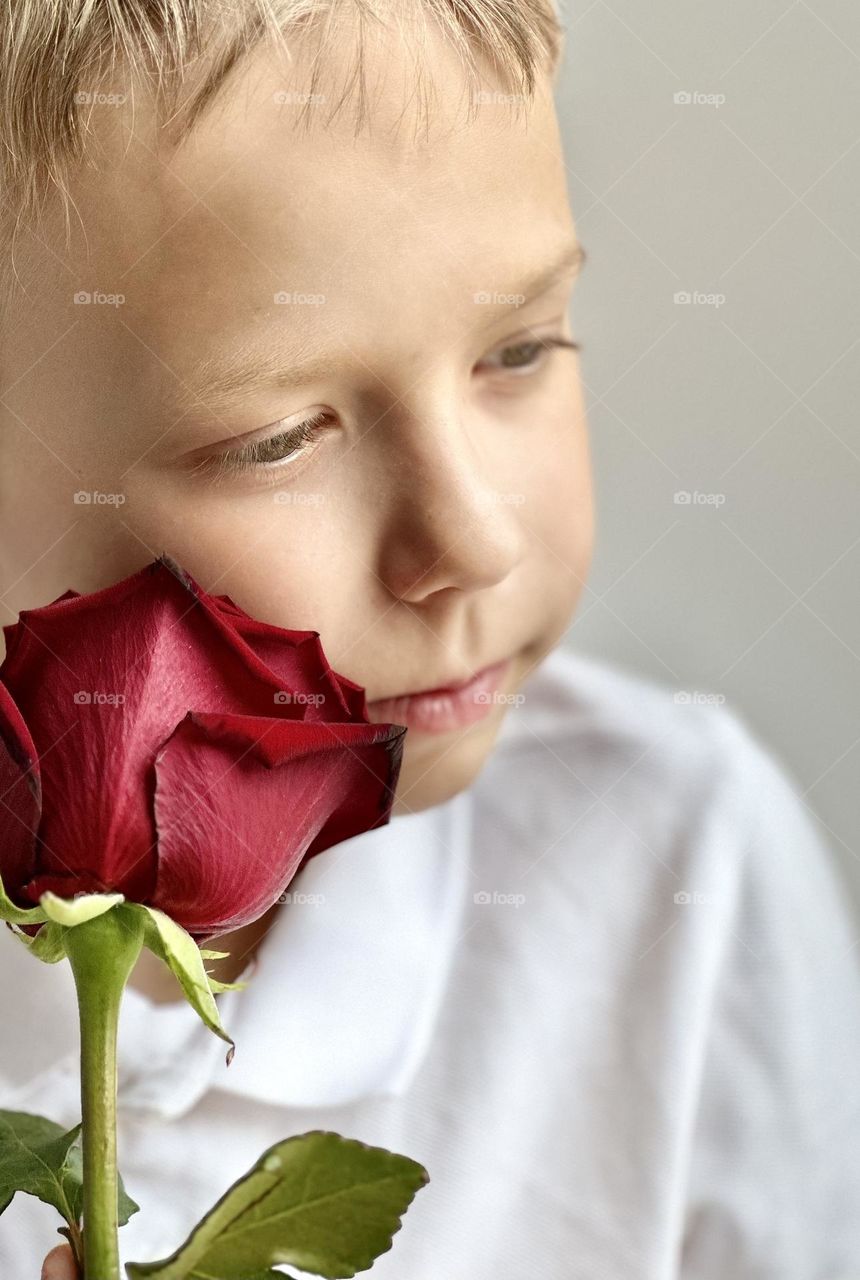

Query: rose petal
left=1, top=560, right=290, bottom=713
left=1, top=619, right=27, bottom=673
left=332, top=671, right=369, bottom=720
left=1, top=590, right=82, bottom=667
left=152, top=711, right=406, bottom=936
left=210, top=594, right=251, bottom=619
left=206, top=592, right=366, bottom=722
left=0, top=682, right=41, bottom=901
left=0, top=560, right=327, bottom=899
left=219, top=620, right=355, bottom=722
left=2, top=557, right=385, bottom=916
left=19, top=868, right=117, bottom=901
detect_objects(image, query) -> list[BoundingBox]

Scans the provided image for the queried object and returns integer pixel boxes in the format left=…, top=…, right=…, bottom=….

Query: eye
left=189, top=334, right=580, bottom=484
left=191, top=409, right=331, bottom=480
left=478, top=335, right=580, bottom=376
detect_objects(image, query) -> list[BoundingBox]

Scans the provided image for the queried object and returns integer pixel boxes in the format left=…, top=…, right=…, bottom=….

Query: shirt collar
left=0, top=788, right=473, bottom=1121
left=211, top=785, right=472, bottom=1110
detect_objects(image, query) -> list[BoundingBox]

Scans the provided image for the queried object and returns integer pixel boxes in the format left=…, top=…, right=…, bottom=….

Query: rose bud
left=0, top=555, right=406, bottom=942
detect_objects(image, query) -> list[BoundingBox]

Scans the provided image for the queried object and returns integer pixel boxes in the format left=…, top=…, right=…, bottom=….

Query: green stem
left=63, top=907, right=145, bottom=1280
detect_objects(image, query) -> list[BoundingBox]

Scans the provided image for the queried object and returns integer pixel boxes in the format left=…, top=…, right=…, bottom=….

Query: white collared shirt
left=2, top=647, right=859, bottom=1278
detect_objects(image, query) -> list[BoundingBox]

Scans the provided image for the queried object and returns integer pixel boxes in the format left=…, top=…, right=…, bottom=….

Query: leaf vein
left=216, top=1172, right=412, bottom=1245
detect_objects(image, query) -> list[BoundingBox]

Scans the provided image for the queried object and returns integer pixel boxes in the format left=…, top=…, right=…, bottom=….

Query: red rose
left=0, top=556, right=405, bottom=941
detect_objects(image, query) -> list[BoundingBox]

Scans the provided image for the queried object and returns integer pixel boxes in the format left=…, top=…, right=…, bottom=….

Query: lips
left=370, top=660, right=508, bottom=704
left=365, top=658, right=513, bottom=735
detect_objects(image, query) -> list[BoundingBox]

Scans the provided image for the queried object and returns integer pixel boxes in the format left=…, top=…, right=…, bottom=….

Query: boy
left=0, top=2, right=856, bottom=1276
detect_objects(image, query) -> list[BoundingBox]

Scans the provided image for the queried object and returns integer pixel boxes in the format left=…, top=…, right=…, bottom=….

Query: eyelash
left=199, top=335, right=580, bottom=480
left=191, top=409, right=332, bottom=483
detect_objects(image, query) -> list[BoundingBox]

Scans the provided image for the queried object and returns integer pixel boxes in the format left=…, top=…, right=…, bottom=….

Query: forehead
left=28, top=20, right=574, bottom=399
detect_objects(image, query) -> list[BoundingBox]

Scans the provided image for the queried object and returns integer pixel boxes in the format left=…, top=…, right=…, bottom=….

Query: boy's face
left=0, top=22, right=592, bottom=816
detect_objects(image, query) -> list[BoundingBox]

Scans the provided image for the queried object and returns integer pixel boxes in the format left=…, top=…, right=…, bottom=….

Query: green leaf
left=0, top=869, right=47, bottom=925
left=124, top=1130, right=429, bottom=1280
left=210, top=1273, right=284, bottom=1280
left=0, top=1111, right=79, bottom=1226
left=6, top=919, right=68, bottom=963
left=124, top=904, right=236, bottom=1065
left=41, top=889, right=125, bottom=927
left=0, top=1110, right=138, bottom=1229
left=198, top=949, right=230, bottom=961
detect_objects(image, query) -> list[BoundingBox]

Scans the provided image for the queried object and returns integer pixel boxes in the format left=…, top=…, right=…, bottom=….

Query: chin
left=389, top=710, right=505, bottom=815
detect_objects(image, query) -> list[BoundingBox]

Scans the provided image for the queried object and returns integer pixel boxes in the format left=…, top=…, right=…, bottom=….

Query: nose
left=372, top=400, right=527, bottom=603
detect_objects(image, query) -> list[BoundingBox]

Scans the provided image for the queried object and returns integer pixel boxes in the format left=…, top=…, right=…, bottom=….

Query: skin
left=1, top=20, right=592, bottom=1277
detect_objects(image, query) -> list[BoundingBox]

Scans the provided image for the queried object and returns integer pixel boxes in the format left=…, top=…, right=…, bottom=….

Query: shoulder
left=475, top=646, right=833, bottom=907
left=487, top=645, right=772, bottom=830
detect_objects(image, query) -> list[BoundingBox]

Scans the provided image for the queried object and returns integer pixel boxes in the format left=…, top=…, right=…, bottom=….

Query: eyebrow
left=173, top=344, right=337, bottom=419
left=478, top=239, right=587, bottom=320
left=172, top=238, right=586, bottom=417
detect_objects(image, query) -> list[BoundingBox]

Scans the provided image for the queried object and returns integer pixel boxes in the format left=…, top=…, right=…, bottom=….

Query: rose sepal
left=1, top=872, right=239, bottom=1060
left=121, top=903, right=237, bottom=1064
left=0, top=868, right=48, bottom=925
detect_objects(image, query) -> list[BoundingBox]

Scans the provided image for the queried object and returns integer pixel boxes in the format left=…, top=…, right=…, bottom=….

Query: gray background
left=553, top=1, right=860, bottom=899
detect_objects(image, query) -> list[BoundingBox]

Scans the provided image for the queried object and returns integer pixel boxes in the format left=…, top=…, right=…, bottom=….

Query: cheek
left=122, top=477, right=354, bottom=638
left=530, top=399, right=593, bottom=559
left=522, top=404, right=594, bottom=636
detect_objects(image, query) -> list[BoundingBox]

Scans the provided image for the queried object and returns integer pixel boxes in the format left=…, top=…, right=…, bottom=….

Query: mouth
left=365, top=657, right=513, bottom=734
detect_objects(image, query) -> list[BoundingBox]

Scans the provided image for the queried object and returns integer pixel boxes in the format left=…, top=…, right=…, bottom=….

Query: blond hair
left=0, top=0, right=564, bottom=299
